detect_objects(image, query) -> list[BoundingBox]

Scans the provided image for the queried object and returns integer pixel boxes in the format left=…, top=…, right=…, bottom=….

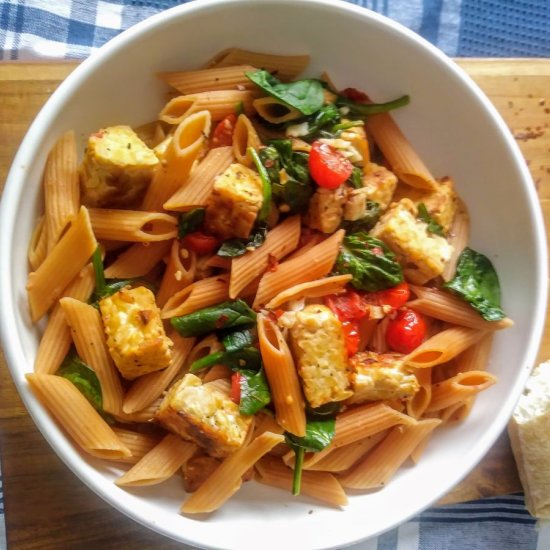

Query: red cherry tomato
left=385, top=308, right=426, bottom=354
left=325, top=290, right=367, bottom=322
left=230, top=372, right=242, bottom=404
left=211, top=113, right=237, bottom=147
left=340, top=87, right=370, bottom=103
left=341, top=320, right=360, bottom=357
left=309, top=141, right=353, bottom=189
left=182, top=231, right=220, bottom=256
left=373, top=282, right=410, bottom=309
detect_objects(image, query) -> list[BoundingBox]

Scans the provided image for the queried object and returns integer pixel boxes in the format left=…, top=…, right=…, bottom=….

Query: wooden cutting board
left=0, top=59, right=549, bottom=549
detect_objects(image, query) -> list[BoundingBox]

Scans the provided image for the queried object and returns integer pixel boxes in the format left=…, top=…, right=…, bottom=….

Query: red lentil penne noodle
left=27, top=206, right=97, bottom=322
left=28, top=215, right=48, bottom=271
left=161, top=274, right=229, bottom=319
left=370, top=317, right=390, bottom=354
left=438, top=397, right=475, bottom=424
left=408, top=285, right=513, bottom=330
left=158, top=65, right=258, bottom=94
left=253, top=229, right=344, bottom=309
left=122, top=331, right=196, bottom=414
left=258, top=314, right=306, bottom=437
left=116, top=434, right=197, bottom=486
left=202, top=364, right=233, bottom=383
left=156, top=241, right=196, bottom=308
left=453, top=332, right=494, bottom=373
left=110, top=428, right=162, bottom=464
left=114, top=398, right=163, bottom=424
left=181, top=431, right=284, bottom=514
left=60, top=297, right=124, bottom=416
left=143, top=111, right=212, bottom=211
left=159, top=91, right=254, bottom=125
left=88, top=208, right=178, bottom=242
left=265, top=274, right=352, bottom=309
left=403, top=326, right=488, bottom=369
left=253, top=96, right=302, bottom=124
left=163, top=146, right=234, bottom=211
left=305, top=431, right=388, bottom=472
left=26, top=374, right=131, bottom=460
left=104, top=241, right=171, bottom=279
left=406, top=367, right=432, bottom=419
left=230, top=215, right=301, bottom=299
left=442, top=198, right=470, bottom=281
left=255, top=456, right=348, bottom=507
left=133, top=120, right=167, bottom=148
left=233, top=114, right=262, bottom=166
left=426, top=370, right=497, bottom=413
left=34, top=264, right=95, bottom=374
left=205, top=48, right=310, bottom=81
left=44, top=130, right=80, bottom=252
left=366, top=112, right=437, bottom=191
left=339, top=418, right=441, bottom=489
left=358, top=317, right=378, bottom=353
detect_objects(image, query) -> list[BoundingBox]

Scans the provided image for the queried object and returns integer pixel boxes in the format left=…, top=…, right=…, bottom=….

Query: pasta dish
left=25, top=48, right=512, bottom=513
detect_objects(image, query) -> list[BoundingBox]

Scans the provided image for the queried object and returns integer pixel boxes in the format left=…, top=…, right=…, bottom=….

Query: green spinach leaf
left=303, top=104, right=341, bottom=139
left=221, top=328, right=256, bottom=353
left=443, top=247, right=506, bottom=321
left=417, top=203, right=445, bottom=236
left=189, top=346, right=261, bottom=373
left=336, top=94, right=410, bottom=116
left=285, top=418, right=336, bottom=495
left=341, top=201, right=381, bottom=233
left=246, top=70, right=325, bottom=116
left=347, top=166, right=363, bottom=189
left=171, top=299, right=257, bottom=337
left=250, top=147, right=272, bottom=224
left=335, top=233, right=403, bottom=291
left=217, top=225, right=268, bottom=257
left=58, top=352, right=103, bottom=412
left=238, top=368, right=271, bottom=415
left=178, top=208, right=205, bottom=238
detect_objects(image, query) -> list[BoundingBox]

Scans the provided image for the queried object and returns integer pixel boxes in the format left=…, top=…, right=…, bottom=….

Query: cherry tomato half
left=182, top=231, right=220, bottom=256
left=385, top=308, right=426, bottom=354
left=340, top=87, right=370, bottom=103
left=211, top=113, right=237, bottom=147
left=341, top=320, right=360, bottom=357
left=230, top=372, right=242, bottom=404
left=325, top=290, right=367, bottom=322
left=309, top=141, right=353, bottom=189
left=373, top=282, right=410, bottom=309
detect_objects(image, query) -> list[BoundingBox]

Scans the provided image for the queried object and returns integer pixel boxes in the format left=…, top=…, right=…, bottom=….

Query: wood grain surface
left=1, top=59, right=549, bottom=549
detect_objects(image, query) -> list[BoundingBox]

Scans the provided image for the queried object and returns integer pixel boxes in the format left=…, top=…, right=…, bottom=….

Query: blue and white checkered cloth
left=1, top=1, right=550, bottom=548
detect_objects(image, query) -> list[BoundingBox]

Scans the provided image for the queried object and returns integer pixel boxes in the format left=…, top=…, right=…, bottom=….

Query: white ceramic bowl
left=0, top=0, right=547, bottom=548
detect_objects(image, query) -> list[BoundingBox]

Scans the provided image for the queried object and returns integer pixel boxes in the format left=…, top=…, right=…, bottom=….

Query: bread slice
left=508, top=360, right=550, bottom=518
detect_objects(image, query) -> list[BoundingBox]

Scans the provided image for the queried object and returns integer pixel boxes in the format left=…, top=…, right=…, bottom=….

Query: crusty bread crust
left=508, top=361, right=550, bottom=518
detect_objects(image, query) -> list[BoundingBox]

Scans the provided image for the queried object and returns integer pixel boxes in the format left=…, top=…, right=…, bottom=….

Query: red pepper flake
left=267, top=254, right=279, bottom=272
left=216, top=314, right=229, bottom=329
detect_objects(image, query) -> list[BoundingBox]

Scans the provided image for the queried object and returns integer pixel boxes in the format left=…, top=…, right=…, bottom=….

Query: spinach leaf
left=217, top=225, right=268, bottom=257
left=335, top=233, right=403, bottom=291
left=221, top=328, right=256, bottom=352
left=171, top=299, right=257, bottom=337
left=246, top=70, right=325, bottom=116
left=285, top=418, right=336, bottom=495
left=332, top=120, right=365, bottom=134
left=189, top=346, right=261, bottom=373
left=238, top=368, right=271, bottom=415
left=347, top=166, right=363, bottom=189
left=58, top=352, right=103, bottom=412
left=303, top=104, right=341, bottom=139
left=258, top=145, right=281, bottom=184
left=443, top=247, right=506, bottom=321
left=341, top=201, right=381, bottom=233
left=250, top=147, right=272, bottom=224
left=336, top=94, right=410, bottom=116
left=272, top=178, right=313, bottom=214
left=178, top=208, right=205, bottom=238
left=417, top=203, right=445, bottom=236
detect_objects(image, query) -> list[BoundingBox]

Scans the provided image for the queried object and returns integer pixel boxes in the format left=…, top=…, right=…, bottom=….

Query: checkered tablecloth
left=1, top=1, right=549, bottom=549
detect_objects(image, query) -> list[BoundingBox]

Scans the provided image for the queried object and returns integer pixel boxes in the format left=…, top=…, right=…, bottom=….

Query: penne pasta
left=110, top=428, right=162, bottom=464
left=27, top=206, right=97, bottom=322
left=104, top=241, right=171, bottom=279
left=426, top=370, right=497, bottom=413
left=88, top=208, right=178, bottom=242
left=60, top=297, right=124, bottom=416
left=253, top=229, right=344, bottom=309
left=116, top=434, right=196, bottom=486
left=161, top=274, right=229, bottom=319
left=442, top=199, right=470, bottom=281
left=339, top=418, right=441, bottom=489
left=163, top=146, right=234, bottom=211
left=230, top=215, right=301, bottom=299
left=403, top=326, right=488, bottom=369
left=232, top=114, right=262, bottom=166
left=28, top=215, right=48, bottom=271
left=252, top=96, right=302, bottom=124
left=156, top=241, right=196, bottom=308
left=181, top=431, right=284, bottom=514
left=26, top=374, right=131, bottom=460
left=406, top=367, right=432, bottom=419
left=258, top=314, right=306, bottom=436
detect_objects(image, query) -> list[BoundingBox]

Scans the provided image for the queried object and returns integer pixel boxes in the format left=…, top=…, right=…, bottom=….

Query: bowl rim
left=0, top=0, right=547, bottom=547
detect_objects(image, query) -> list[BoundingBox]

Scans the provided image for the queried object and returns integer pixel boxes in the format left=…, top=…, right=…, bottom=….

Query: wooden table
left=1, top=60, right=549, bottom=549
